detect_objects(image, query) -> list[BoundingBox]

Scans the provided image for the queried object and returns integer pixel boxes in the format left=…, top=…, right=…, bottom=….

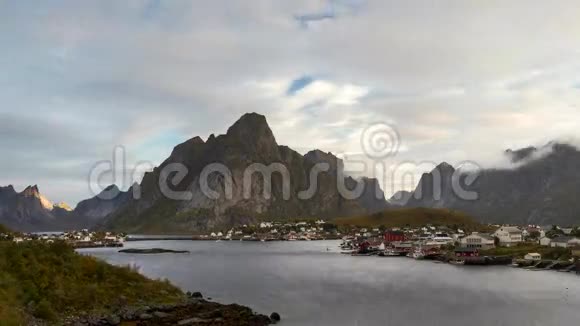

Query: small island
left=119, top=248, right=190, bottom=254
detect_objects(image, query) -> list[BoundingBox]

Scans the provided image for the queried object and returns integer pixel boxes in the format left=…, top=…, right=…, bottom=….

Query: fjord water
left=81, top=241, right=579, bottom=326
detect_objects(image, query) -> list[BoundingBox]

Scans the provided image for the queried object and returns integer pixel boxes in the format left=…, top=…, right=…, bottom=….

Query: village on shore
left=337, top=224, right=580, bottom=273
left=4, top=219, right=580, bottom=273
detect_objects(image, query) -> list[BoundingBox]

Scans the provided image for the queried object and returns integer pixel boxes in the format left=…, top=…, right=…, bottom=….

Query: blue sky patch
left=287, top=75, right=315, bottom=95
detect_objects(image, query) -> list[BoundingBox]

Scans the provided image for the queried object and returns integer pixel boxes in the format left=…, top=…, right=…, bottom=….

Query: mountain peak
left=54, top=202, right=72, bottom=211
left=227, top=113, right=272, bottom=137
left=189, top=136, right=205, bottom=144
left=434, top=162, right=455, bottom=174
left=226, top=113, right=278, bottom=156
left=22, top=185, right=41, bottom=197
left=20, top=185, right=54, bottom=211
left=505, top=146, right=537, bottom=163
left=0, top=185, right=16, bottom=194
left=103, top=184, right=120, bottom=192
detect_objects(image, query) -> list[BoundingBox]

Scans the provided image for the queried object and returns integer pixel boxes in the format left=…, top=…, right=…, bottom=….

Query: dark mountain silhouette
left=405, top=143, right=580, bottom=226
left=98, top=113, right=389, bottom=232
left=0, top=185, right=75, bottom=232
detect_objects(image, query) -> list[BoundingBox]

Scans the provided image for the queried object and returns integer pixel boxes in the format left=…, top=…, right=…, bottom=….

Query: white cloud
left=4, top=1, right=580, bottom=202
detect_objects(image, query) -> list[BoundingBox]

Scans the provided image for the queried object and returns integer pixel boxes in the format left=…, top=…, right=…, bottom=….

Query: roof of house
left=496, top=226, right=521, bottom=234
left=467, top=233, right=494, bottom=241
left=386, top=230, right=405, bottom=236
left=551, top=236, right=580, bottom=243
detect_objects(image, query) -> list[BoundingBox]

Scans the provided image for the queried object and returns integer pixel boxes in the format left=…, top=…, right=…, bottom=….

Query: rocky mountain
left=388, top=191, right=413, bottom=206
left=0, top=183, right=130, bottom=232
left=100, top=113, right=389, bottom=233
left=0, top=185, right=75, bottom=232
left=73, top=185, right=133, bottom=221
left=405, top=143, right=580, bottom=226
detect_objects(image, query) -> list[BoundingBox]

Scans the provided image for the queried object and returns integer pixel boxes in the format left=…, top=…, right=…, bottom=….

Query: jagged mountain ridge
left=0, top=113, right=389, bottom=233
left=0, top=185, right=73, bottom=231
left=0, top=184, right=134, bottom=232
left=74, top=185, right=133, bottom=221
left=100, top=113, right=389, bottom=232
left=406, top=143, right=580, bottom=226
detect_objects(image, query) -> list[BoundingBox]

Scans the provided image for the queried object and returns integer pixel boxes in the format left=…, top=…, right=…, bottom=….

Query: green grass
left=0, top=240, right=185, bottom=324
left=480, top=243, right=572, bottom=260
left=334, top=207, right=481, bottom=230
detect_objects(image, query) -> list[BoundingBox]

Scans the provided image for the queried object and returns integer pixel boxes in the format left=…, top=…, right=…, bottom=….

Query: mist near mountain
left=406, top=143, right=580, bottom=226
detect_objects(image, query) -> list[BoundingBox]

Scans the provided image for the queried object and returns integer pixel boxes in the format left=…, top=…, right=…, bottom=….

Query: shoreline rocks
left=65, top=293, right=276, bottom=326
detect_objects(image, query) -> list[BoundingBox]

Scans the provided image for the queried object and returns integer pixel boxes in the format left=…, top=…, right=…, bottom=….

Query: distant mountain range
left=0, top=185, right=77, bottom=232
left=405, top=142, right=580, bottom=226
left=1, top=113, right=388, bottom=232
left=3, top=114, right=580, bottom=232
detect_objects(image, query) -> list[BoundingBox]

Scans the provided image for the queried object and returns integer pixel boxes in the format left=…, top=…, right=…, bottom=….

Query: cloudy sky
left=3, top=0, right=580, bottom=205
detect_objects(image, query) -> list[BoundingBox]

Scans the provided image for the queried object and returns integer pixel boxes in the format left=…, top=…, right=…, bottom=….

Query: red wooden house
left=454, top=248, right=479, bottom=257
left=384, top=230, right=407, bottom=243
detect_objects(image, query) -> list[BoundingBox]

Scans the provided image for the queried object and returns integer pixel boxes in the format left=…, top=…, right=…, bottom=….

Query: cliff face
left=101, top=113, right=389, bottom=232
left=405, top=143, right=580, bottom=226
left=0, top=185, right=74, bottom=232
left=73, top=185, right=133, bottom=221
left=0, top=183, right=141, bottom=232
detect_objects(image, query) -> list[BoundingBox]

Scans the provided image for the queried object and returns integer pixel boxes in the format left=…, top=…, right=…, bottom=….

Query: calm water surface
left=80, top=240, right=579, bottom=326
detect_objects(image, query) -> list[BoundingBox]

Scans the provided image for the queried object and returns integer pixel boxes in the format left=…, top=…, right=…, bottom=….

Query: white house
left=493, top=226, right=523, bottom=247
left=460, top=232, right=496, bottom=250
left=431, top=233, right=455, bottom=245
left=550, top=236, right=580, bottom=248
left=524, top=253, right=542, bottom=261
left=539, top=236, right=552, bottom=247
left=561, top=228, right=574, bottom=235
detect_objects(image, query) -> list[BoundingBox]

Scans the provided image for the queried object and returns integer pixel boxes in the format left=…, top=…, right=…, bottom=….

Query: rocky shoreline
left=63, top=293, right=279, bottom=326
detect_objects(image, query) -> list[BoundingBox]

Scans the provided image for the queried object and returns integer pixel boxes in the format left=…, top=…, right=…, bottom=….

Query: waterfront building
left=550, top=236, right=580, bottom=248
left=384, top=230, right=407, bottom=243
left=493, top=226, right=523, bottom=247
left=524, top=253, right=542, bottom=261
left=460, top=232, right=495, bottom=250
left=539, top=236, right=552, bottom=246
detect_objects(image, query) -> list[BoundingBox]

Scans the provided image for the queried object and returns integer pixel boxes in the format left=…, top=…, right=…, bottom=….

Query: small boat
left=379, top=249, right=401, bottom=257
left=449, top=260, right=465, bottom=265
left=411, top=250, right=425, bottom=260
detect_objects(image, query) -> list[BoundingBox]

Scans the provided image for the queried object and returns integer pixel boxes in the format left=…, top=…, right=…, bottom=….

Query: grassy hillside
left=0, top=238, right=184, bottom=324
left=334, top=207, right=481, bottom=230
left=480, top=243, right=572, bottom=260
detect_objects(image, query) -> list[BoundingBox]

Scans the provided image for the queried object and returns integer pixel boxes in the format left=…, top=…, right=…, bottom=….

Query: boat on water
left=449, top=260, right=465, bottom=265
left=408, top=248, right=425, bottom=260
left=379, top=248, right=402, bottom=257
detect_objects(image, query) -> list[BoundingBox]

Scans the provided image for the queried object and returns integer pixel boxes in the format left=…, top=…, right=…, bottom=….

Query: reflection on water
left=80, top=240, right=579, bottom=326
